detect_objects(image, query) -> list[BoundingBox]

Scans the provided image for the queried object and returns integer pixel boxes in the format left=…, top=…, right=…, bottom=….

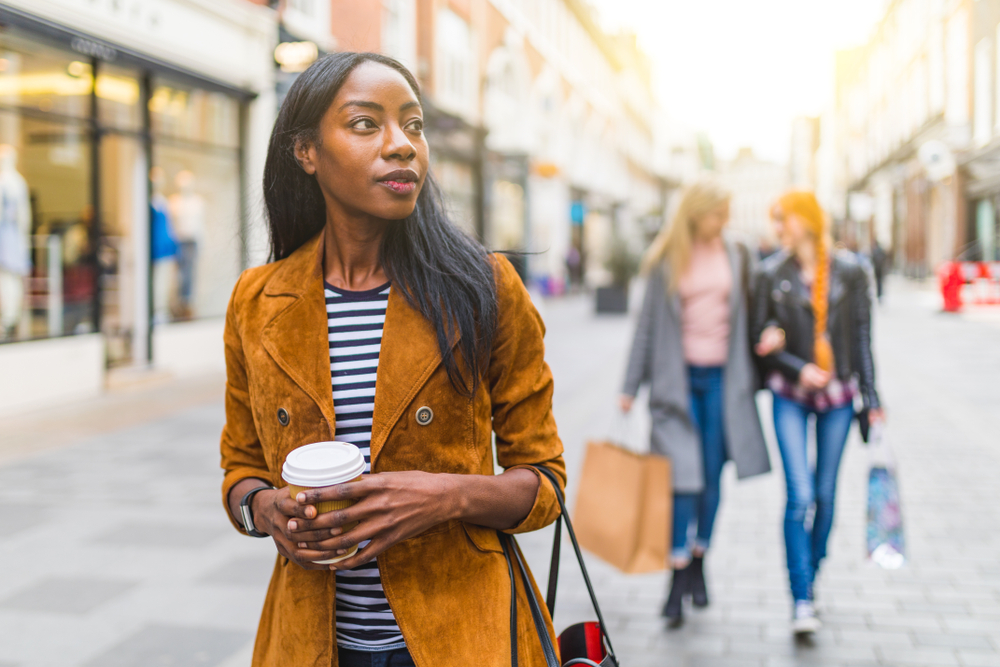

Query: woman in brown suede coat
left=220, top=53, right=566, bottom=667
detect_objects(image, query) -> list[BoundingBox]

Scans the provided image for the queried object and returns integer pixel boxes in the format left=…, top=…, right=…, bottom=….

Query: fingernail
left=288, top=521, right=297, bottom=530
left=329, top=565, right=338, bottom=571
left=296, top=493, right=306, bottom=503
left=298, top=542, right=307, bottom=548
left=336, top=549, right=346, bottom=555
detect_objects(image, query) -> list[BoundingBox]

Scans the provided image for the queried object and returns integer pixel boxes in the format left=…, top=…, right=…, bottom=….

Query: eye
left=351, top=118, right=377, bottom=130
left=405, top=118, right=424, bottom=132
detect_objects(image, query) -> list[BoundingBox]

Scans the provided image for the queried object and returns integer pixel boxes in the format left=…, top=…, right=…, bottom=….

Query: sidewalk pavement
left=0, top=277, right=998, bottom=666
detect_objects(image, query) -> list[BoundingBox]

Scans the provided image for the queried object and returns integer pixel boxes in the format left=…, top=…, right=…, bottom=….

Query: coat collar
left=258, top=229, right=451, bottom=468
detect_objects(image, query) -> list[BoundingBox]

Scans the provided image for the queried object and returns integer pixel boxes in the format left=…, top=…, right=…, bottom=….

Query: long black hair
left=262, top=52, right=498, bottom=397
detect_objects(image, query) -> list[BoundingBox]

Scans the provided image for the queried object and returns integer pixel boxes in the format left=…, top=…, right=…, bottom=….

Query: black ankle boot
left=661, top=563, right=692, bottom=627
left=690, top=555, right=709, bottom=608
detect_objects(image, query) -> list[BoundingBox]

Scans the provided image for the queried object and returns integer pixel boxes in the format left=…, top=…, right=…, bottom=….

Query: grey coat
left=622, top=237, right=770, bottom=493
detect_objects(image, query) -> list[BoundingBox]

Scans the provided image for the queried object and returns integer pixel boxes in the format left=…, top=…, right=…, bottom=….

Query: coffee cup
left=282, top=441, right=366, bottom=564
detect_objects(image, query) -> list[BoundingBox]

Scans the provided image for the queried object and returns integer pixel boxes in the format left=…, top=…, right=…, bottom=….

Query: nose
left=383, top=121, right=416, bottom=162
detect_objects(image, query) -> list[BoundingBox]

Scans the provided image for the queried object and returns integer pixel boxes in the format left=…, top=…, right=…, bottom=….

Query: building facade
left=825, top=0, right=976, bottom=274
left=324, top=0, right=666, bottom=291
left=0, top=0, right=277, bottom=415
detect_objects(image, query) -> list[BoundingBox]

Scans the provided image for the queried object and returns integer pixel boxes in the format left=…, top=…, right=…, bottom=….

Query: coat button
left=277, top=408, right=289, bottom=426
left=415, top=406, right=433, bottom=426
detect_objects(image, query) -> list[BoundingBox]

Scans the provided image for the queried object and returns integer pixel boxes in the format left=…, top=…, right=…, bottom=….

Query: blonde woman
left=620, top=179, right=770, bottom=627
left=752, top=191, right=883, bottom=635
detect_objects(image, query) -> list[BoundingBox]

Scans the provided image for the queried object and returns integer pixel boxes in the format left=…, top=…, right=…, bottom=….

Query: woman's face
left=295, top=61, right=428, bottom=222
left=694, top=200, right=729, bottom=240
left=771, top=205, right=809, bottom=249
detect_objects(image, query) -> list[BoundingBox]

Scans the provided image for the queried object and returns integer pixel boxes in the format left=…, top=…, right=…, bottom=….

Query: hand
left=250, top=486, right=344, bottom=570
left=798, top=363, right=831, bottom=391
left=868, top=407, right=886, bottom=425
left=283, top=472, right=460, bottom=571
left=755, top=326, right=786, bottom=356
left=619, top=394, right=634, bottom=414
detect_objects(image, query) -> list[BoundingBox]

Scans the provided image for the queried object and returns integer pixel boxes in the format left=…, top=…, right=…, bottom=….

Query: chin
left=369, top=201, right=418, bottom=221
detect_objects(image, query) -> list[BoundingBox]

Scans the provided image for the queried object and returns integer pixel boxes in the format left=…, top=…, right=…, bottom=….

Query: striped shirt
left=325, top=281, right=405, bottom=651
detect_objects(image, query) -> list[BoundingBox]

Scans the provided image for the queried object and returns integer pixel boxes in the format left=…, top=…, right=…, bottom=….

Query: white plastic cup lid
left=282, top=442, right=366, bottom=487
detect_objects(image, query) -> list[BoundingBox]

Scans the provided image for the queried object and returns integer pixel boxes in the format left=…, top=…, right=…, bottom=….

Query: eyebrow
left=338, top=100, right=422, bottom=113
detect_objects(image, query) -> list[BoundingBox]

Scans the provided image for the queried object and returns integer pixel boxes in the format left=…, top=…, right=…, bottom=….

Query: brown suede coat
left=220, top=231, right=566, bottom=666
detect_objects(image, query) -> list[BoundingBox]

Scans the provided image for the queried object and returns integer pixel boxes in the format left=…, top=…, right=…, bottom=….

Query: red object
left=939, top=261, right=1000, bottom=310
left=938, top=261, right=964, bottom=312
left=558, top=622, right=607, bottom=664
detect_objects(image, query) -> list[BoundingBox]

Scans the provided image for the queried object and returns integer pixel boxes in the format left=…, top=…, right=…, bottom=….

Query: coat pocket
left=462, top=522, right=504, bottom=554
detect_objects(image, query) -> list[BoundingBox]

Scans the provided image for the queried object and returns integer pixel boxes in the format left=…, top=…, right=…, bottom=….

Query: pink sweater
left=678, top=240, right=732, bottom=366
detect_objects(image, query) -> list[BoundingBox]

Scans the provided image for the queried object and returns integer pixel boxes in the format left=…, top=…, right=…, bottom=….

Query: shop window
left=150, top=77, right=241, bottom=324
left=0, top=31, right=93, bottom=119
left=0, top=28, right=95, bottom=344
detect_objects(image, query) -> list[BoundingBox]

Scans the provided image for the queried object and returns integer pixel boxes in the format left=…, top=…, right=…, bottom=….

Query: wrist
left=442, top=473, right=471, bottom=523
left=249, top=487, right=275, bottom=536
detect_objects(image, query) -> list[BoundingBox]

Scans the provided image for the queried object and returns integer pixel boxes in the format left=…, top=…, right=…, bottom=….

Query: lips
left=377, top=169, right=419, bottom=195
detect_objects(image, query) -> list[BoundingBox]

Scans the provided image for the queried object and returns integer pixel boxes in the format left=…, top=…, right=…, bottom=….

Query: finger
left=296, top=477, right=381, bottom=505
left=271, top=534, right=329, bottom=570
left=275, top=496, right=314, bottom=520
left=287, top=507, right=360, bottom=533
left=330, top=538, right=389, bottom=571
left=292, top=545, right=346, bottom=563
left=289, top=526, right=344, bottom=543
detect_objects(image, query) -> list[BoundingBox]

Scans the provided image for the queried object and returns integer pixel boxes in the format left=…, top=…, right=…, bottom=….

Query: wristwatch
left=240, top=485, right=273, bottom=538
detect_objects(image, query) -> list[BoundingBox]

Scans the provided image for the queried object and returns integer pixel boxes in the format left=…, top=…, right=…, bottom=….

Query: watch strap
left=240, top=485, right=273, bottom=538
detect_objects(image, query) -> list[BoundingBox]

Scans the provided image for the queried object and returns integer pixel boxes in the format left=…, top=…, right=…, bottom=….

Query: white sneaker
left=792, top=600, right=821, bottom=635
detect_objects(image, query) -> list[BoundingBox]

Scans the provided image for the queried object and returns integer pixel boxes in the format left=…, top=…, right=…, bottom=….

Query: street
left=0, top=279, right=999, bottom=667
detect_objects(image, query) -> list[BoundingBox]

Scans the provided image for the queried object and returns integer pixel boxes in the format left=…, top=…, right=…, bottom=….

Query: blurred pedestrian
left=752, top=191, right=883, bottom=636
left=620, top=179, right=770, bottom=627
left=870, top=239, right=887, bottom=300
left=220, top=52, right=566, bottom=666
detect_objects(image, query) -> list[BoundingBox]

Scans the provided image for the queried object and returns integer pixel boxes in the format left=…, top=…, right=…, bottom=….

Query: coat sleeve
left=622, top=267, right=661, bottom=397
left=850, top=262, right=881, bottom=409
left=487, top=255, right=566, bottom=535
left=751, top=265, right=808, bottom=382
left=220, top=272, right=273, bottom=534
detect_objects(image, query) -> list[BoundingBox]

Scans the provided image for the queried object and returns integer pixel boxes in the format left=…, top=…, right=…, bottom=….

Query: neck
left=794, top=237, right=817, bottom=271
left=694, top=230, right=722, bottom=245
left=322, top=204, right=390, bottom=291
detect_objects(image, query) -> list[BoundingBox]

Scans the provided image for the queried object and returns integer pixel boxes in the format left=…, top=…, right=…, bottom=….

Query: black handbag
left=499, top=465, right=620, bottom=667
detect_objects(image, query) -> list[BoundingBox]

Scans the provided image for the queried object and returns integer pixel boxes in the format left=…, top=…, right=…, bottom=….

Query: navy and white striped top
left=325, top=281, right=405, bottom=651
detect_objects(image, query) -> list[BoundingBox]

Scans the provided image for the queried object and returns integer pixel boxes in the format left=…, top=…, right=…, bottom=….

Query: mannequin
left=0, top=144, right=32, bottom=339
left=150, top=166, right=177, bottom=324
left=168, top=170, right=205, bottom=319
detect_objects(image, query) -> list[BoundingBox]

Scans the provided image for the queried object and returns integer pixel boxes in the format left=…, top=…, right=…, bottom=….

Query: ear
left=294, top=138, right=318, bottom=176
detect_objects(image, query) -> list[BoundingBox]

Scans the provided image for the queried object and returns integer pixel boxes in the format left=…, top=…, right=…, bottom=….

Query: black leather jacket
left=751, top=249, right=880, bottom=409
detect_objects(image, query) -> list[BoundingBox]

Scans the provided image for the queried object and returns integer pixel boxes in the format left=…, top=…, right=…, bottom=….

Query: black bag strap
left=500, top=535, right=520, bottom=667
left=501, top=465, right=619, bottom=667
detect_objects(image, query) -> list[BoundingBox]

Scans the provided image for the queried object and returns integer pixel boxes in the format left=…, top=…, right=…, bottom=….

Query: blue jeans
left=772, top=393, right=854, bottom=602
left=672, top=366, right=727, bottom=561
left=338, top=647, right=415, bottom=667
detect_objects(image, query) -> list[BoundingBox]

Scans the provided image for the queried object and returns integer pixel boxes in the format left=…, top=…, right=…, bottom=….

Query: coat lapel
left=259, top=232, right=337, bottom=431
left=369, top=289, right=455, bottom=468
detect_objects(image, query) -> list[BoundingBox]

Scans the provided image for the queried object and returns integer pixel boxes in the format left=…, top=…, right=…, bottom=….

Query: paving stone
left=913, top=633, right=997, bottom=650
left=0, top=577, right=135, bottom=614
left=92, top=522, right=224, bottom=549
left=875, top=646, right=962, bottom=667
left=81, top=625, right=252, bottom=667
left=0, top=504, right=47, bottom=538
left=956, top=650, right=1000, bottom=667
left=198, top=554, right=277, bottom=586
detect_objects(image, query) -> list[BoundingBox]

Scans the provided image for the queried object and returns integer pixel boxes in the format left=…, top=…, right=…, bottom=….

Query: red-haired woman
left=751, top=192, right=883, bottom=636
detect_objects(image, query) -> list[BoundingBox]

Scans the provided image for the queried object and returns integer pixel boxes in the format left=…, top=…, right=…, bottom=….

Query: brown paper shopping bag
left=572, top=440, right=671, bottom=574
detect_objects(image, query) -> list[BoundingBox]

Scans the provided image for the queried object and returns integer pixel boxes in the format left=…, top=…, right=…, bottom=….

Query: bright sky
left=588, top=0, right=885, bottom=163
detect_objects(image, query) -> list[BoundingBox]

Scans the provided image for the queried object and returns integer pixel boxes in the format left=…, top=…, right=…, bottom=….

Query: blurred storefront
left=0, top=0, right=276, bottom=416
